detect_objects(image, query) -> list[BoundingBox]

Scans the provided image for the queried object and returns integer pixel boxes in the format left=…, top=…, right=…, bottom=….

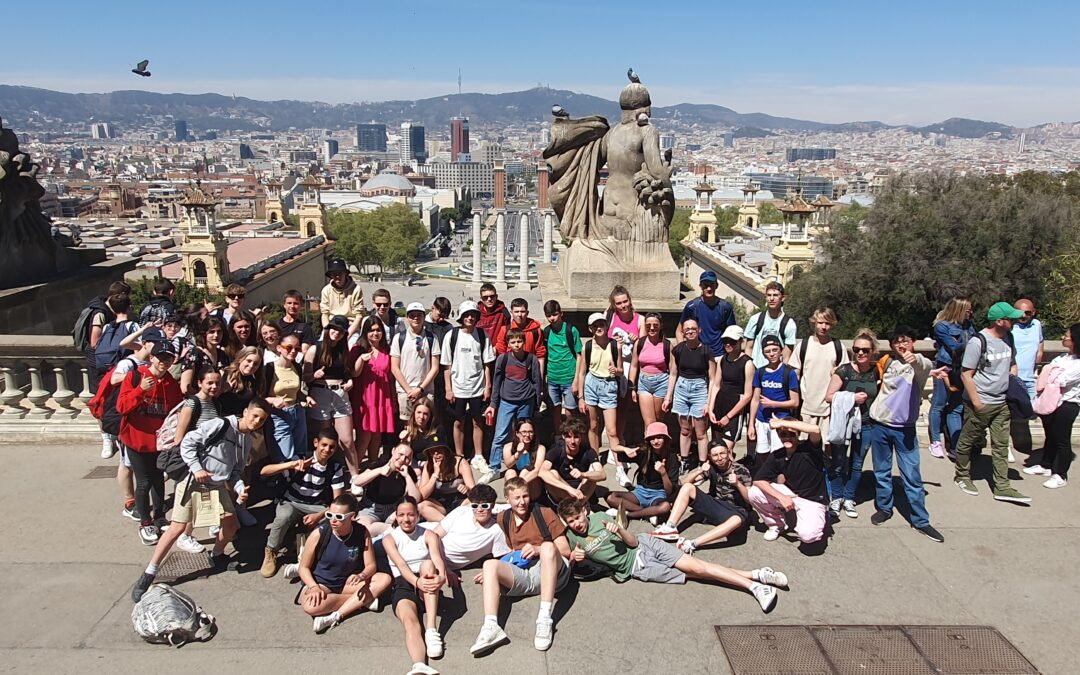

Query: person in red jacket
left=494, top=298, right=547, bottom=371
left=476, top=283, right=511, bottom=341
left=116, top=341, right=183, bottom=546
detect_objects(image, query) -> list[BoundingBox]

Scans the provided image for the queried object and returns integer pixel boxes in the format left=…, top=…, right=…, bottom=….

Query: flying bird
left=131, top=60, right=151, bottom=77
left=627, top=67, right=640, bottom=83
left=551, top=104, right=569, bottom=119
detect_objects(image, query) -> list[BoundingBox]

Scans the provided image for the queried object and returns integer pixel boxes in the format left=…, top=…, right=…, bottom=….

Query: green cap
left=987, top=301, right=1024, bottom=322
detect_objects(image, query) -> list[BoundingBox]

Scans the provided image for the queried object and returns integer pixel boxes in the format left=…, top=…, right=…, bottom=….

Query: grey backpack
left=131, top=584, right=216, bottom=646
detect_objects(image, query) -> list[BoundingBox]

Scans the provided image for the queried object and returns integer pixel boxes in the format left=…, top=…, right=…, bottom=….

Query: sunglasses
left=853, top=347, right=872, bottom=354
left=414, top=336, right=426, bottom=352
left=471, top=502, right=494, bottom=511
left=228, top=294, right=245, bottom=299
left=280, top=345, right=299, bottom=352
left=374, top=302, right=390, bottom=308
left=481, top=294, right=496, bottom=300
left=324, top=511, right=354, bottom=522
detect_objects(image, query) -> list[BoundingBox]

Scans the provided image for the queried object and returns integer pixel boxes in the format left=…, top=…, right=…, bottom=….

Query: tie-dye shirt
left=869, top=353, right=933, bottom=428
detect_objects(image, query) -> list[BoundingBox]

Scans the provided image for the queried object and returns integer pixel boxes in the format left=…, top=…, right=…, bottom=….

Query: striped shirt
left=285, top=459, right=347, bottom=506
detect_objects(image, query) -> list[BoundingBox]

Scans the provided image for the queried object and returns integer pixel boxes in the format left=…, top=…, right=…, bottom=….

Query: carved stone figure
left=542, top=72, right=679, bottom=300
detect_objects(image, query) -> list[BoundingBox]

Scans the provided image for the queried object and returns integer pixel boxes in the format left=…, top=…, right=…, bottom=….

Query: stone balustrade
left=0, top=335, right=1071, bottom=443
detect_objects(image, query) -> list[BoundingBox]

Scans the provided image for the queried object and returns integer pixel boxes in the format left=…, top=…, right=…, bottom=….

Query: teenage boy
left=469, top=478, right=572, bottom=655
left=748, top=417, right=829, bottom=545
left=788, top=307, right=848, bottom=435
left=210, top=283, right=258, bottom=328
left=320, top=258, right=366, bottom=327
left=442, top=300, right=496, bottom=459
left=954, top=302, right=1030, bottom=504
left=578, top=312, right=635, bottom=481
left=110, top=328, right=165, bottom=516
left=651, top=443, right=751, bottom=555
left=483, top=329, right=544, bottom=483
left=371, top=288, right=403, bottom=335
left=275, top=289, right=316, bottom=355
left=559, top=498, right=783, bottom=612
left=867, top=325, right=947, bottom=540
left=541, top=416, right=605, bottom=502
left=430, top=484, right=512, bottom=571
left=677, top=270, right=737, bottom=355
left=391, top=303, right=442, bottom=421
left=542, top=299, right=584, bottom=438
left=476, top=283, right=511, bottom=341
left=131, top=398, right=272, bottom=601
left=747, top=335, right=801, bottom=459
left=259, top=428, right=349, bottom=578
left=743, top=281, right=797, bottom=368
left=138, top=278, right=176, bottom=325
left=494, top=298, right=547, bottom=372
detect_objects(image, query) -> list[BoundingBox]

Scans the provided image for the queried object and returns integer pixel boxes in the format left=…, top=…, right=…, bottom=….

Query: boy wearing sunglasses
left=209, top=282, right=258, bottom=328
left=429, top=484, right=512, bottom=573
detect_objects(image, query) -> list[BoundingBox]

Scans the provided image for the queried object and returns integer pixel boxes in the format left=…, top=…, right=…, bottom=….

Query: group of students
left=80, top=264, right=1080, bottom=674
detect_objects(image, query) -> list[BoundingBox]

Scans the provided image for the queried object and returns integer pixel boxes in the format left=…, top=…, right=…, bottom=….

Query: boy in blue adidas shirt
left=748, top=335, right=800, bottom=457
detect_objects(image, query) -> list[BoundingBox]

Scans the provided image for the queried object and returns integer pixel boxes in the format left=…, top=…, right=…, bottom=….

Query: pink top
left=608, top=311, right=642, bottom=342
left=637, top=337, right=669, bottom=375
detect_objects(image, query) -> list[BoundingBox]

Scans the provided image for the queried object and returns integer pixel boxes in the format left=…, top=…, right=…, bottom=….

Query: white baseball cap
left=406, top=302, right=426, bottom=315
left=588, top=312, right=607, bottom=327
left=458, top=300, right=480, bottom=322
left=721, top=325, right=744, bottom=341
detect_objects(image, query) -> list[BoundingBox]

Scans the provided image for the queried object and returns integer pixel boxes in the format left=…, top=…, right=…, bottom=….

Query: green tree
left=758, top=202, right=783, bottom=226
left=127, top=278, right=223, bottom=316
left=785, top=172, right=1080, bottom=338
left=669, top=208, right=691, bottom=264
left=1043, top=245, right=1080, bottom=335
left=329, top=203, right=429, bottom=275
left=713, top=206, right=738, bottom=237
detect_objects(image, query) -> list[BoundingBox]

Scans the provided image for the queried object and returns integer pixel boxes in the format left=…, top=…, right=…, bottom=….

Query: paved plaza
left=0, top=437, right=1074, bottom=675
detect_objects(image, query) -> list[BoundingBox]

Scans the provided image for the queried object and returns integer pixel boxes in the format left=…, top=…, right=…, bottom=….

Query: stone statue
left=0, top=117, right=80, bottom=289
left=541, top=71, right=679, bottom=300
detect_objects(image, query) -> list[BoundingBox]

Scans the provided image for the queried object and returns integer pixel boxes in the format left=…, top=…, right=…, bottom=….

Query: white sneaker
left=605, top=508, right=619, bottom=518
left=177, top=533, right=205, bottom=553
left=648, top=515, right=658, bottom=526
left=367, top=596, right=379, bottom=611
left=763, top=526, right=782, bottom=542
left=209, top=525, right=221, bottom=537
left=282, top=563, right=300, bottom=580
left=842, top=500, right=859, bottom=518
left=751, top=582, right=777, bottom=613
left=425, top=628, right=444, bottom=659
left=491, top=503, right=511, bottom=514
left=650, top=522, right=679, bottom=541
left=100, top=437, right=117, bottom=459
left=350, top=483, right=365, bottom=498
left=754, top=567, right=789, bottom=588
left=470, top=455, right=489, bottom=476
left=615, top=465, right=632, bottom=489
left=476, top=466, right=496, bottom=485
left=407, top=664, right=439, bottom=675
left=828, top=498, right=841, bottom=514
left=138, top=525, right=159, bottom=546
left=312, top=612, right=340, bottom=634
left=676, top=538, right=697, bottom=556
left=534, top=617, right=554, bottom=651
left=1043, top=475, right=1067, bottom=489
left=1008, top=448, right=1016, bottom=463
left=469, top=623, right=509, bottom=655
left=1022, top=464, right=1051, bottom=476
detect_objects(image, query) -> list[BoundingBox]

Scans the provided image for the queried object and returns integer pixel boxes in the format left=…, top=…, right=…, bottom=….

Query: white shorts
left=309, top=385, right=352, bottom=421
left=754, top=420, right=783, bottom=454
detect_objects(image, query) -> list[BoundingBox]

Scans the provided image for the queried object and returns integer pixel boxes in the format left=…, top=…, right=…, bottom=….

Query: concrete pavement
left=0, top=440, right=1075, bottom=674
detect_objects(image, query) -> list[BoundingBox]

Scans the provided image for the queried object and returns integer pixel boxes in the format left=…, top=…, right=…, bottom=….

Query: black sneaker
left=870, top=510, right=892, bottom=526
left=210, top=552, right=234, bottom=572
left=915, top=525, right=944, bottom=543
left=131, top=572, right=155, bottom=602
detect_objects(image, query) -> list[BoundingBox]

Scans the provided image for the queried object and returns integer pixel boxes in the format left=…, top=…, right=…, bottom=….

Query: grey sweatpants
left=266, top=500, right=325, bottom=551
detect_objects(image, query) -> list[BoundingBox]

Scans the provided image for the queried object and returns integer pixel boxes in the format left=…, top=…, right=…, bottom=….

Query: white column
left=518, top=212, right=529, bottom=285
left=471, top=210, right=482, bottom=283
left=495, top=212, right=506, bottom=284
left=543, top=211, right=553, bottom=263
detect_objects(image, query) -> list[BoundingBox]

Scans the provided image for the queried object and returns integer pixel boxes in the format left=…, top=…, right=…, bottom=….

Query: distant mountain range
left=0, top=84, right=1028, bottom=139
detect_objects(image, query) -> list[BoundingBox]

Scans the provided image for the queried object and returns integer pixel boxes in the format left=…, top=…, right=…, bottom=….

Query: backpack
left=88, top=359, right=141, bottom=436
left=93, top=320, right=137, bottom=371
left=796, top=337, right=843, bottom=370
left=395, top=328, right=436, bottom=355
left=584, top=339, right=620, bottom=372
left=542, top=323, right=578, bottom=359
left=156, top=397, right=203, bottom=453
left=131, top=584, right=216, bottom=647
left=1033, top=365, right=1064, bottom=416
left=73, top=296, right=112, bottom=353
left=157, top=416, right=230, bottom=482
left=635, top=336, right=671, bottom=370
left=499, top=504, right=553, bottom=544
left=448, top=326, right=487, bottom=360
left=752, top=312, right=793, bottom=348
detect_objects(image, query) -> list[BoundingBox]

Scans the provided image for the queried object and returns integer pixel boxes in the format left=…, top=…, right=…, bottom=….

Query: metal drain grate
left=156, top=550, right=211, bottom=583
left=83, top=465, right=117, bottom=479
left=716, top=625, right=1039, bottom=675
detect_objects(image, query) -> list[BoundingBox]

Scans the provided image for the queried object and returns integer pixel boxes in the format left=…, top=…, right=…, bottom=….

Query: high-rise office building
left=174, top=120, right=188, bottom=142
left=356, top=123, right=387, bottom=152
left=785, top=148, right=836, bottom=162
left=723, top=132, right=735, bottom=148
left=323, top=139, right=339, bottom=162
left=400, top=122, right=427, bottom=166
left=659, top=133, right=675, bottom=150
left=450, top=117, right=470, bottom=161
left=90, top=122, right=115, bottom=139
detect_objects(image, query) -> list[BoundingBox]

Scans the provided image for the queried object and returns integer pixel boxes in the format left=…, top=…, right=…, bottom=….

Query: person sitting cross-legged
left=604, top=422, right=679, bottom=525
left=298, top=493, right=391, bottom=634
left=747, top=417, right=829, bottom=546
left=558, top=498, right=784, bottom=613
left=650, top=442, right=751, bottom=555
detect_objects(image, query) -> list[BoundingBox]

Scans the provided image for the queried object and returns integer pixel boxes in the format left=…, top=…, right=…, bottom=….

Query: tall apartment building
left=450, top=117, right=470, bottom=161
left=174, top=120, right=188, bottom=142
left=356, top=123, right=387, bottom=152
left=399, top=122, right=427, bottom=166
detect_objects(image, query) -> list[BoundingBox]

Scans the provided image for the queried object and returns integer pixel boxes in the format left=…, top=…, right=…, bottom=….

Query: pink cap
left=645, top=422, right=670, bottom=439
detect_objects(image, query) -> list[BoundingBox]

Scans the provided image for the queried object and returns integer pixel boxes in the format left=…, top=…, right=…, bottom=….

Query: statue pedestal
left=557, top=240, right=681, bottom=303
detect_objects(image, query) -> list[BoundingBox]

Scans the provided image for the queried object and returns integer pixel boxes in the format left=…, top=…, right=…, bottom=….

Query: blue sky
left=5, top=0, right=1079, bottom=126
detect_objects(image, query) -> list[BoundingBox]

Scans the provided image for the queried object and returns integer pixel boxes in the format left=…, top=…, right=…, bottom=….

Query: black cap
left=325, top=258, right=348, bottom=276
left=761, top=334, right=783, bottom=350
left=327, top=315, right=350, bottom=332
left=151, top=341, right=177, bottom=359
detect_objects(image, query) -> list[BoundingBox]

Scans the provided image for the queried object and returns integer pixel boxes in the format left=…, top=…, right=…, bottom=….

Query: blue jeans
left=490, top=400, right=534, bottom=471
left=928, top=378, right=963, bottom=453
left=868, top=424, right=930, bottom=528
left=829, top=423, right=873, bottom=502
left=270, top=405, right=308, bottom=460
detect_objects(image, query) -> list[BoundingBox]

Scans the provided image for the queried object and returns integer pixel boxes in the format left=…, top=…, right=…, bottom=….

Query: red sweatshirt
left=116, top=365, right=183, bottom=453
left=494, top=317, right=547, bottom=359
left=477, top=300, right=511, bottom=341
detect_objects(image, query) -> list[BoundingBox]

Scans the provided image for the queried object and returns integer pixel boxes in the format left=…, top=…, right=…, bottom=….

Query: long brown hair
left=225, top=346, right=264, bottom=394
left=425, top=445, right=456, bottom=482
left=405, top=399, right=437, bottom=441
left=318, top=324, right=347, bottom=372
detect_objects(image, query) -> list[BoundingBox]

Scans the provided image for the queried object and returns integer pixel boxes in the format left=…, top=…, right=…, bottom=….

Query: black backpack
left=499, top=504, right=553, bottom=543
left=584, top=339, right=620, bottom=371
left=157, top=416, right=230, bottom=484
left=541, top=322, right=579, bottom=359
left=634, top=336, right=671, bottom=369
left=752, top=312, right=793, bottom=347
left=796, top=337, right=844, bottom=370
left=396, top=328, right=437, bottom=355
left=447, top=326, right=487, bottom=359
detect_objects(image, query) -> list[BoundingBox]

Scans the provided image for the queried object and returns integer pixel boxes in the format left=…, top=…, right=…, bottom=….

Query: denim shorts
left=633, top=485, right=669, bottom=507
left=637, top=371, right=669, bottom=398
left=547, top=381, right=577, bottom=409
left=672, top=377, right=708, bottom=418
left=584, top=373, right=619, bottom=410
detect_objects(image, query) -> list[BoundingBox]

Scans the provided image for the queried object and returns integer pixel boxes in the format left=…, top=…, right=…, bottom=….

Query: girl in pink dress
left=351, top=317, right=396, bottom=464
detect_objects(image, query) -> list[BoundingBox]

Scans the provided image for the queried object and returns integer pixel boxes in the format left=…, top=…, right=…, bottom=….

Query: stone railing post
left=52, top=362, right=79, bottom=419
left=25, top=363, right=53, bottom=418
left=77, top=366, right=94, bottom=420
left=0, top=366, right=27, bottom=418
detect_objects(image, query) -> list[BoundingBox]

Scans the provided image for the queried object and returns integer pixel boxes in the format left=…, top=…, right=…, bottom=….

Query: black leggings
left=1041, top=401, right=1079, bottom=479
left=127, top=448, right=164, bottom=525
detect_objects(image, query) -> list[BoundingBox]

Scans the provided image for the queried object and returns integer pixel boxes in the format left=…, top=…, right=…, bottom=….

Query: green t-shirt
left=565, top=513, right=636, bottom=582
left=545, top=322, right=582, bottom=385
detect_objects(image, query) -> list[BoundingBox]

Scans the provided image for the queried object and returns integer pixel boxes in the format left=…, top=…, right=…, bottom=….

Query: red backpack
left=88, top=358, right=141, bottom=435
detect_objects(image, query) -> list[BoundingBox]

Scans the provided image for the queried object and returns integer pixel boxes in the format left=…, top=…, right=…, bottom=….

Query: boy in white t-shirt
left=442, top=300, right=496, bottom=459
left=743, top=281, right=797, bottom=368
left=430, top=484, right=511, bottom=571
